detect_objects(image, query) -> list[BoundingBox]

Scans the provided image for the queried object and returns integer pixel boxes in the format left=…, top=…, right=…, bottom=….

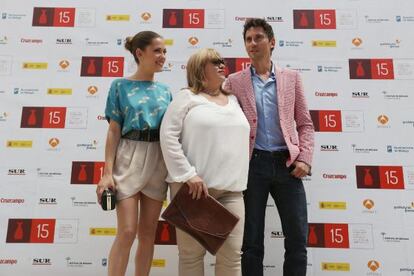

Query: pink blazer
left=224, top=65, right=314, bottom=167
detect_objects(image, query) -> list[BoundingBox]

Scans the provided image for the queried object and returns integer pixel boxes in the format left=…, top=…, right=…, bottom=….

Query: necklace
left=204, top=89, right=221, bottom=97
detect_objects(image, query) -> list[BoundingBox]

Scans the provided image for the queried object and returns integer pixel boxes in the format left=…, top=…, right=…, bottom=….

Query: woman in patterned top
left=96, top=31, right=172, bottom=276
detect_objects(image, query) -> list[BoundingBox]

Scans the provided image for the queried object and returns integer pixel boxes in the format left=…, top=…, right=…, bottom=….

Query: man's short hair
left=243, top=18, right=274, bottom=41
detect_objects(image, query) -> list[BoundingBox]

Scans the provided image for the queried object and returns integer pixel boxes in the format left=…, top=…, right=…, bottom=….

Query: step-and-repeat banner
left=1, top=0, right=414, bottom=275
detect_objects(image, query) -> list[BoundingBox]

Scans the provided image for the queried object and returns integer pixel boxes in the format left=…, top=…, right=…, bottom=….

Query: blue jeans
left=241, top=149, right=308, bottom=276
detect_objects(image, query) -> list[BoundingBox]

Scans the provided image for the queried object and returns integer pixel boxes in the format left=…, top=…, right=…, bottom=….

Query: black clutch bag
left=101, top=189, right=116, bottom=211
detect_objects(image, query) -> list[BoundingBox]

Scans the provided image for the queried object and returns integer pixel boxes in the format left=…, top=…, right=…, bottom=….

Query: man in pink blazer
left=224, top=18, right=314, bottom=276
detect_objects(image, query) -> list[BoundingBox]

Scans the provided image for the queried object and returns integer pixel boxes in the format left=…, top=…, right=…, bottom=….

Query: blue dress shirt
left=251, top=64, right=287, bottom=151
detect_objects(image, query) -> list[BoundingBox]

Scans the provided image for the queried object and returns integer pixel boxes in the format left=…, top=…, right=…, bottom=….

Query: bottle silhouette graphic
left=364, top=168, right=374, bottom=186
left=356, top=62, right=365, bottom=77
left=169, top=12, right=177, bottom=26
left=78, top=164, right=87, bottom=181
left=308, top=225, right=318, bottom=245
left=87, top=59, right=96, bottom=75
left=299, top=12, right=309, bottom=27
left=14, top=221, right=24, bottom=240
left=28, top=109, right=37, bottom=126
left=39, top=9, right=48, bottom=25
left=161, top=223, right=170, bottom=242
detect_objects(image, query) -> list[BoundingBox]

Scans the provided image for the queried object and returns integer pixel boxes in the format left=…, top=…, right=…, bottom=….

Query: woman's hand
left=96, top=175, right=116, bottom=205
left=186, top=175, right=208, bottom=200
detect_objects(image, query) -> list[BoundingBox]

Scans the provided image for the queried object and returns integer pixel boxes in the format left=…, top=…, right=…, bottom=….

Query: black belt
left=253, top=148, right=289, bottom=158
left=122, top=129, right=160, bottom=142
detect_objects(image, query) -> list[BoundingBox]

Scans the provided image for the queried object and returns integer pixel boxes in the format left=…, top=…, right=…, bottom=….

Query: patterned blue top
left=105, top=79, right=172, bottom=135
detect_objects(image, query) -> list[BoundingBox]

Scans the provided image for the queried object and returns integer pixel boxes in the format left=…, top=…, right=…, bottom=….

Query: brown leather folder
left=161, top=184, right=240, bottom=255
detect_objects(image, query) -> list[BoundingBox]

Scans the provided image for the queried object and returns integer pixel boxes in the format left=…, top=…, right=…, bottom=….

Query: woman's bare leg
left=134, top=193, right=163, bottom=276
left=108, top=194, right=139, bottom=276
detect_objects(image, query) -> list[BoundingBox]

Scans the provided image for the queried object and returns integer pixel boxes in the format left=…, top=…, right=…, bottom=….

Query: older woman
left=160, top=48, right=250, bottom=276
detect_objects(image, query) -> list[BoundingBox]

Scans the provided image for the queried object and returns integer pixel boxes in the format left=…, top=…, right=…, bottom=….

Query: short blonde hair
left=186, top=48, right=229, bottom=94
